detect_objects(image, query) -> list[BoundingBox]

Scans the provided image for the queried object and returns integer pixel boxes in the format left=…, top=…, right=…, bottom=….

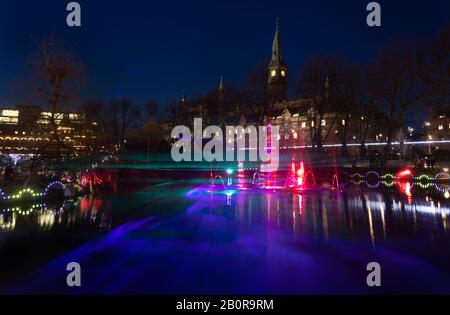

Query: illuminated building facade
left=173, top=20, right=394, bottom=155
left=0, top=105, right=101, bottom=156
left=263, top=22, right=387, bottom=152
left=425, top=108, right=450, bottom=141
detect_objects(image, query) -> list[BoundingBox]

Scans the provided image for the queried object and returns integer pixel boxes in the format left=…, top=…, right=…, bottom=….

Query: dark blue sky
left=1, top=0, right=449, bottom=108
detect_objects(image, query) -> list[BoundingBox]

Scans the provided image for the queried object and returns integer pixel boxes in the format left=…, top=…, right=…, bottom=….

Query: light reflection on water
left=207, top=186, right=450, bottom=249
left=2, top=179, right=450, bottom=294
left=0, top=196, right=112, bottom=232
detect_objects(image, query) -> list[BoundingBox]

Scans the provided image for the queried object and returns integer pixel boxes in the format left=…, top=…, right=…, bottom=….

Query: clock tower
left=267, top=18, right=288, bottom=103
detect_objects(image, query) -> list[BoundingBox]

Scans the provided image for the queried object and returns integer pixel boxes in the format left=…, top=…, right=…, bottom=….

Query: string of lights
left=0, top=181, right=65, bottom=201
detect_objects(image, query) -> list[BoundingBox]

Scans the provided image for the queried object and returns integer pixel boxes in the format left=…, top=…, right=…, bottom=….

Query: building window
left=439, top=124, right=444, bottom=130
left=0, top=117, right=18, bottom=124
left=321, top=119, right=326, bottom=126
left=0, top=109, right=19, bottom=125
left=271, top=70, right=276, bottom=77
left=69, top=113, right=80, bottom=120
left=2, top=110, right=19, bottom=117
left=40, top=112, right=63, bottom=124
left=301, top=122, right=306, bottom=129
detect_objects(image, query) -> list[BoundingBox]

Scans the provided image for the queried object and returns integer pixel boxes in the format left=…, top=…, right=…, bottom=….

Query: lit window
left=281, top=70, right=286, bottom=77
left=301, top=122, right=306, bottom=129
left=69, top=113, right=80, bottom=120
left=439, top=125, right=444, bottom=130
left=0, top=109, right=19, bottom=124
left=2, top=110, right=19, bottom=117
left=341, top=119, right=345, bottom=126
left=425, top=121, right=431, bottom=127
left=321, top=119, right=326, bottom=126
left=271, top=70, right=276, bottom=77
left=41, top=112, right=63, bottom=124
left=293, top=132, right=298, bottom=139
left=0, top=117, right=18, bottom=124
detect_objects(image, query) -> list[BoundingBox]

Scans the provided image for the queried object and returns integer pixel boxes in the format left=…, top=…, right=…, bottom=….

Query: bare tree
left=142, top=118, right=165, bottom=152
left=333, top=63, right=361, bottom=156
left=108, top=98, right=141, bottom=153
left=79, top=99, right=105, bottom=156
left=145, top=99, right=159, bottom=121
left=352, top=102, right=381, bottom=158
left=296, top=56, right=342, bottom=149
left=366, top=41, right=418, bottom=159
left=28, top=33, right=85, bottom=160
left=242, top=59, right=269, bottom=124
left=417, top=25, right=450, bottom=108
left=165, top=100, right=181, bottom=130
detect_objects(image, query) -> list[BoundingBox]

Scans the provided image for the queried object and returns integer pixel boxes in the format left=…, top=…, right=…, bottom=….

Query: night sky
left=1, top=0, right=449, bottom=116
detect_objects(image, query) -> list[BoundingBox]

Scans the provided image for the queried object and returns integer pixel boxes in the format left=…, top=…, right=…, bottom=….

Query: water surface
left=1, top=176, right=450, bottom=294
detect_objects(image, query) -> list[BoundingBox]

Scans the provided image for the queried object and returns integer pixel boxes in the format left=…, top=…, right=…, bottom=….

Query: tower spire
left=219, top=76, right=224, bottom=91
left=267, top=17, right=288, bottom=103
left=270, top=17, right=284, bottom=67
